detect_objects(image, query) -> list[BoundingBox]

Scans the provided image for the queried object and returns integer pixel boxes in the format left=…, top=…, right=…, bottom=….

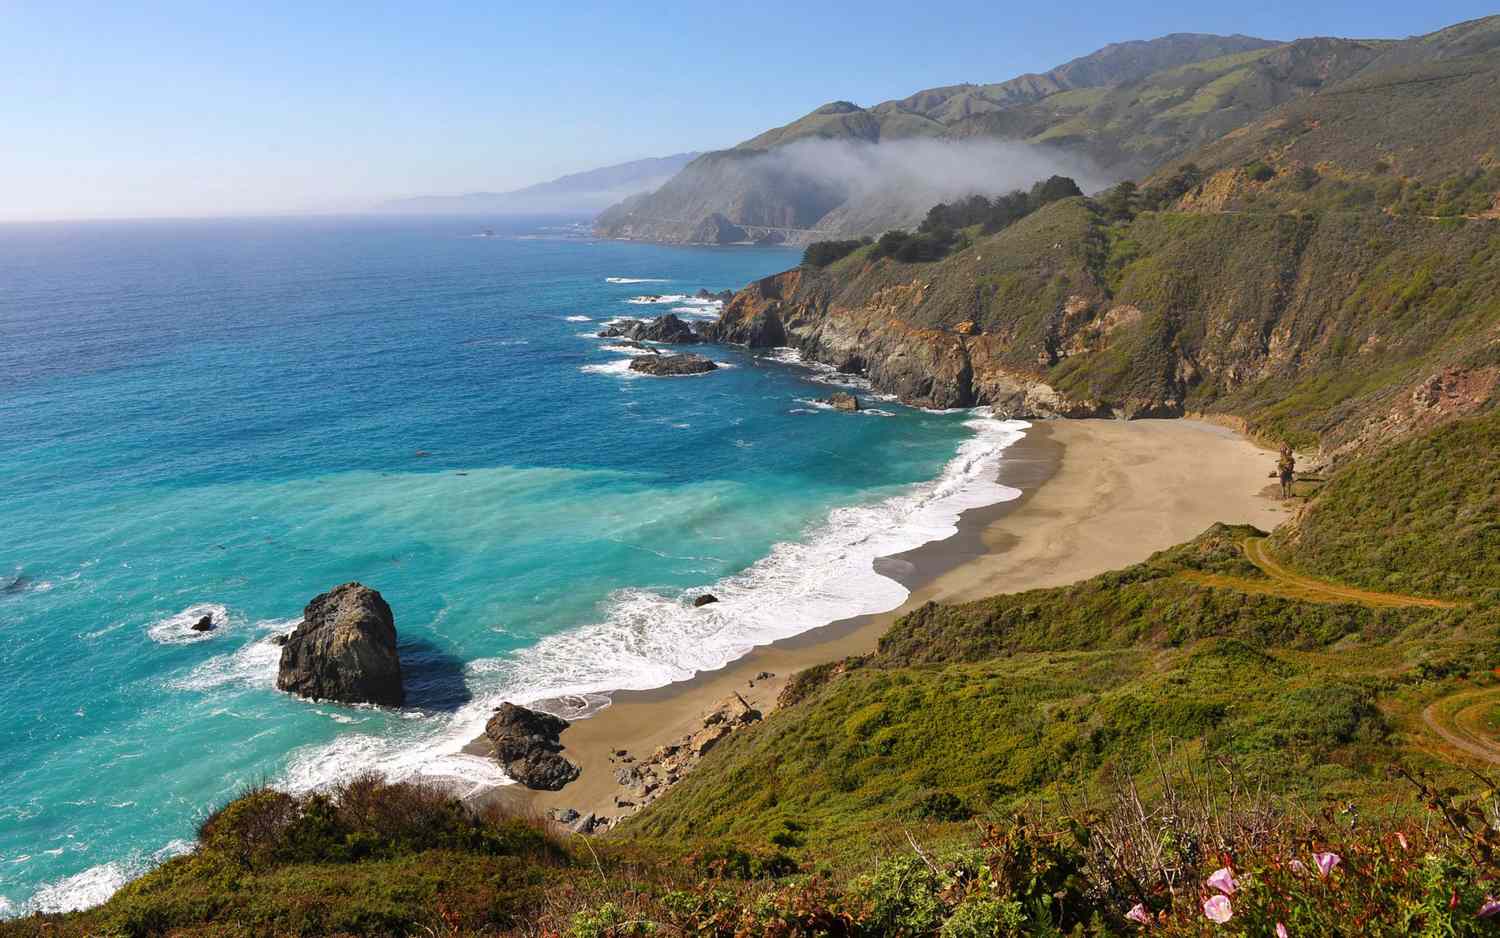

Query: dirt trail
left=1179, top=538, right=1461, bottom=609
left=1241, top=538, right=1459, bottom=609
left=1421, top=689, right=1500, bottom=765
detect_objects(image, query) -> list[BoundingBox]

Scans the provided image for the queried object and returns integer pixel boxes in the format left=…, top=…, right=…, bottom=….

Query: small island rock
left=190, top=614, right=215, bottom=632
left=276, top=583, right=404, bottom=707
left=483, top=702, right=581, bottom=791
left=693, top=594, right=719, bottom=607
left=824, top=392, right=861, bottom=412
left=629, top=354, right=718, bottom=377
left=629, top=314, right=700, bottom=344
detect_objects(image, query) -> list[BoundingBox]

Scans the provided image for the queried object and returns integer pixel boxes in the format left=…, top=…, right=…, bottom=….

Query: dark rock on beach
left=629, top=314, right=700, bottom=344
left=629, top=353, right=718, bottom=376
left=190, top=614, right=215, bottom=632
left=483, top=702, right=581, bottom=791
left=276, top=582, right=405, bottom=707
left=693, top=594, right=719, bottom=607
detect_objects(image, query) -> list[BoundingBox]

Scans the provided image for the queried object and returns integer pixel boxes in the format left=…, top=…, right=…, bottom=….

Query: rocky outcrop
left=276, top=584, right=403, bottom=706
left=191, top=614, right=215, bottom=632
left=593, top=693, right=763, bottom=824
left=629, top=314, right=700, bottom=344
left=630, top=354, right=718, bottom=376
left=597, top=319, right=640, bottom=338
left=823, top=392, right=860, bottom=412
left=692, top=594, right=719, bottom=607
left=483, top=702, right=580, bottom=791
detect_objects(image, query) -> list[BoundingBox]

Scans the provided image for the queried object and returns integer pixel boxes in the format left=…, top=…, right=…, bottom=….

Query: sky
left=2, top=0, right=1496, bottom=221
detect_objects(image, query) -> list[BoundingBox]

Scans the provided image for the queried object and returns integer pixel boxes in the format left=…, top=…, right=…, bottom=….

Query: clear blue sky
left=2, top=0, right=1495, bottom=220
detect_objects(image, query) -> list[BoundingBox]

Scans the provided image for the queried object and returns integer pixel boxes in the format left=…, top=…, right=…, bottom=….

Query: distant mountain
left=379, top=153, right=700, bottom=214
left=596, top=34, right=1312, bottom=243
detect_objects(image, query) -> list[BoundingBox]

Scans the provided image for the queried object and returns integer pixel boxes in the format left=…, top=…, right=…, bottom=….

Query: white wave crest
left=23, top=840, right=191, bottom=915
left=579, top=359, right=637, bottom=377
left=600, top=344, right=653, bottom=357
left=563, top=315, right=592, bottom=322
left=606, top=277, right=669, bottom=284
left=169, top=619, right=297, bottom=691
left=146, top=604, right=230, bottom=645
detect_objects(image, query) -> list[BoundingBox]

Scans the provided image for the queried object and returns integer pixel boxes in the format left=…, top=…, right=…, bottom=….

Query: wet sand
left=477, top=418, right=1287, bottom=821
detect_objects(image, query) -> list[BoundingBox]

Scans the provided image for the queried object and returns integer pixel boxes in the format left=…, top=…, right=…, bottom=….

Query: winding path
left=1241, top=538, right=1460, bottom=609
left=1421, top=688, right=1500, bottom=766
left=1179, top=538, right=1461, bottom=609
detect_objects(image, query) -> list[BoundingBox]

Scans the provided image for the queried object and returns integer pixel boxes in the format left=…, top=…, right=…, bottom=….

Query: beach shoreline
left=474, top=418, right=1288, bottom=823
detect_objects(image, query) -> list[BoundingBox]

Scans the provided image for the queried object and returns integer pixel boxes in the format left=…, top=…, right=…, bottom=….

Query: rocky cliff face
left=276, top=583, right=404, bottom=707
left=710, top=194, right=1500, bottom=461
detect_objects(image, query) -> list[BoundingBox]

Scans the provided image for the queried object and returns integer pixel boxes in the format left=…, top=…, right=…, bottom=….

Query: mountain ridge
left=380, top=152, right=700, bottom=214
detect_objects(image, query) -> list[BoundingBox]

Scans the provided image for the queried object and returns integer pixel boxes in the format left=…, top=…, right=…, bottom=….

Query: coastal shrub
left=1273, top=411, right=1500, bottom=599
left=802, top=237, right=871, bottom=267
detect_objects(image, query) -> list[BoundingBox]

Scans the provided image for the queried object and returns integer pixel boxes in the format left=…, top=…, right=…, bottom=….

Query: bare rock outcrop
left=276, top=583, right=404, bottom=707
left=483, top=702, right=580, bottom=791
left=629, top=353, right=718, bottom=377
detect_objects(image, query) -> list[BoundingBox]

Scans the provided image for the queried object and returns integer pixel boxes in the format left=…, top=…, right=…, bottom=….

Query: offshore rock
left=483, top=702, right=580, bottom=791
left=693, top=594, right=719, bottom=607
left=629, top=354, right=718, bottom=377
left=824, top=392, right=860, bottom=412
left=597, top=319, right=641, bottom=338
left=629, top=314, right=700, bottom=344
left=276, top=583, right=404, bottom=707
left=191, top=614, right=215, bottom=632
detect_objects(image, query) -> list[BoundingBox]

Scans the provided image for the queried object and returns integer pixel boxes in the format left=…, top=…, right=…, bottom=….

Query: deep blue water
left=0, top=215, right=1022, bottom=914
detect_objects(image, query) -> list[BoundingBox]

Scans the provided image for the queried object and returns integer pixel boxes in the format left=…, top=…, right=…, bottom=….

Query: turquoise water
left=0, top=215, right=1022, bottom=914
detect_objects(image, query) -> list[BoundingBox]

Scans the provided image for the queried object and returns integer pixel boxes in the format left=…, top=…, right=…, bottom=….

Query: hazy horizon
left=3, top=0, right=1496, bottom=222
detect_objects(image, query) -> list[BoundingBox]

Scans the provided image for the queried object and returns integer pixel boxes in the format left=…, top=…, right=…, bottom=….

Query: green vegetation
left=801, top=237, right=871, bottom=268
left=1274, top=411, right=1500, bottom=599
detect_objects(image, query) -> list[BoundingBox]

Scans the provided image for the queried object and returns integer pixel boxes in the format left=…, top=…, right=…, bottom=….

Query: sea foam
left=146, top=604, right=231, bottom=645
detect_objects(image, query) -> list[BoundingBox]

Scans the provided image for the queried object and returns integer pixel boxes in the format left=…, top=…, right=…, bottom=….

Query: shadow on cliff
left=399, top=639, right=472, bottom=711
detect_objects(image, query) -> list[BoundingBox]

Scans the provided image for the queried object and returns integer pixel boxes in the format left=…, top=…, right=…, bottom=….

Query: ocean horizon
left=0, top=214, right=1025, bottom=916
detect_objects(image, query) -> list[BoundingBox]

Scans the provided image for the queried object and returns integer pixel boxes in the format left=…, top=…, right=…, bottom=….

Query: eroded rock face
left=824, top=392, right=860, bottom=412
left=629, top=314, right=700, bottom=344
left=629, top=354, right=718, bottom=376
left=483, top=702, right=580, bottom=791
left=276, top=583, right=404, bottom=707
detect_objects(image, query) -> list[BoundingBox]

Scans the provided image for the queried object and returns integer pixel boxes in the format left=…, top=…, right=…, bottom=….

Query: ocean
left=0, top=214, right=1025, bottom=915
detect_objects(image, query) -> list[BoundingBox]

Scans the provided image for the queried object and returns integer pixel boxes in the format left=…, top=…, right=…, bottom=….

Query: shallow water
left=0, top=215, right=1022, bottom=913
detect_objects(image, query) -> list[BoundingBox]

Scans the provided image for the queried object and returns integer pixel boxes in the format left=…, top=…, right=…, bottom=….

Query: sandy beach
left=484, top=418, right=1287, bottom=822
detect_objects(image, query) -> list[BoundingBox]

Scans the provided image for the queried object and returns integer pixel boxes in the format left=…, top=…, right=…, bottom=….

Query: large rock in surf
left=276, top=583, right=404, bottom=707
left=629, top=353, right=718, bottom=376
left=629, top=314, right=701, bottom=344
left=484, top=702, right=581, bottom=790
left=597, top=319, right=641, bottom=338
left=824, top=391, right=861, bottom=412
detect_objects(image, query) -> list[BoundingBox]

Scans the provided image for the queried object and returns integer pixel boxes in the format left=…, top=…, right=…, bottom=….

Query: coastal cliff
left=711, top=189, right=1500, bottom=462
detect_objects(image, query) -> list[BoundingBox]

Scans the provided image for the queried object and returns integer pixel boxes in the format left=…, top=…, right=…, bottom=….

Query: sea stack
left=275, top=582, right=404, bottom=707
left=629, top=353, right=718, bottom=376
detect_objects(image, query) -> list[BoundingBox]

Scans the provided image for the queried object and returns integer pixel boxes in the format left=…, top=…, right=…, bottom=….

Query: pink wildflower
left=1203, top=894, right=1233, bottom=924
left=1276, top=923, right=1289, bottom=938
left=1479, top=896, right=1500, bottom=918
left=1314, top=851, right=1341, bottom=877
left=1289, top=859, right=1307, bottom=875
left=1396, top=831, right=1409, bottom=851
left=1126, top=903, right=1152, bottom=925
left=1206, top=866, right=1237, bottom=895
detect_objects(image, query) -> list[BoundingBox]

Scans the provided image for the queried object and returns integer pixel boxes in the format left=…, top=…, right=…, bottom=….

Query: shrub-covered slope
left=1273, top=410, right=1500, bottom=599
